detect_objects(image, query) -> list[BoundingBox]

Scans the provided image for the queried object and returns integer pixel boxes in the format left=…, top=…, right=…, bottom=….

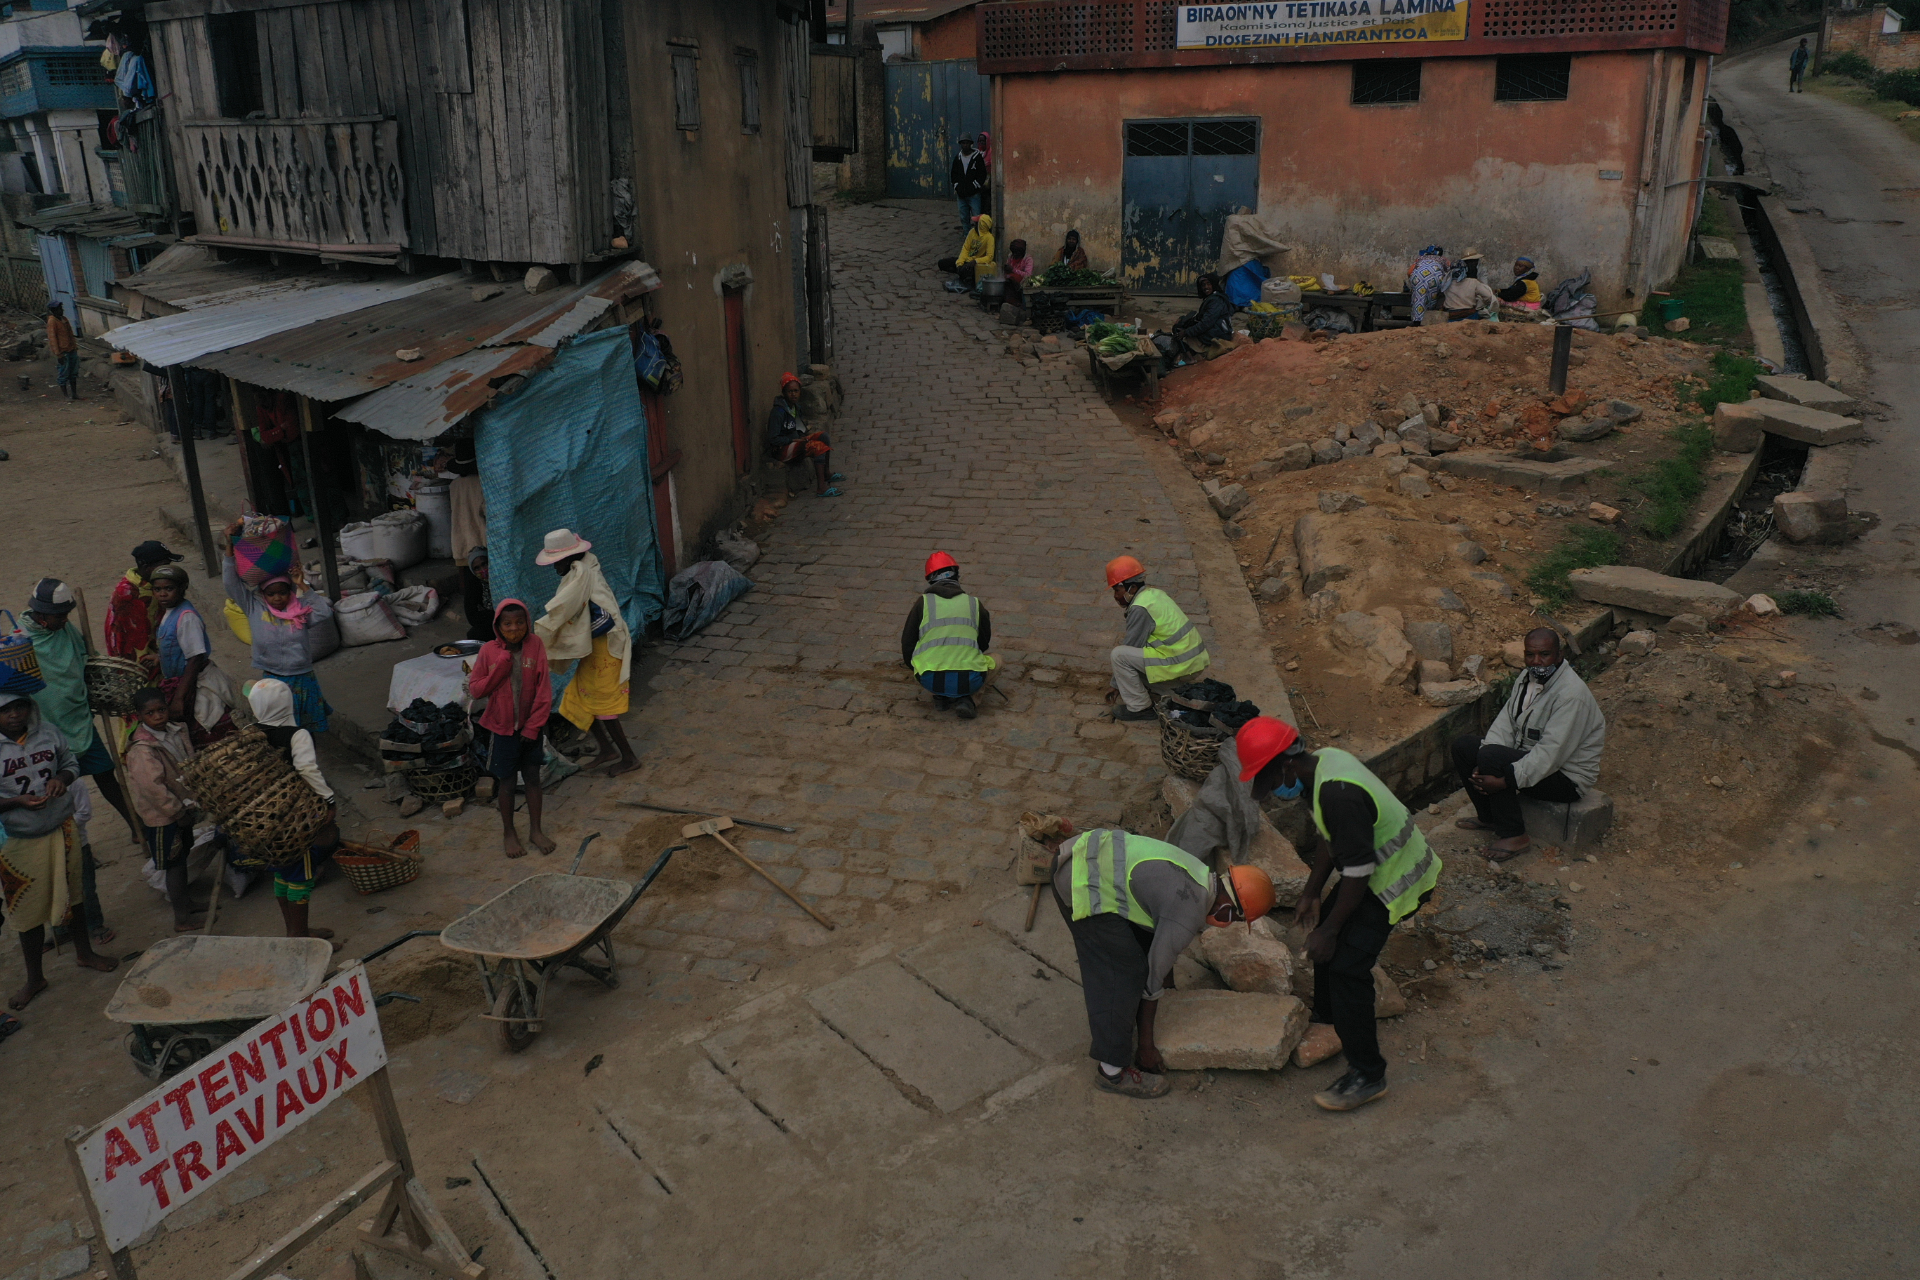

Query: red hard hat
left=1235, top=716, right=1300, bottom=780
left=1105, top=555, right=1146, bottom=588
left=924, top=551, right=959, bottom=578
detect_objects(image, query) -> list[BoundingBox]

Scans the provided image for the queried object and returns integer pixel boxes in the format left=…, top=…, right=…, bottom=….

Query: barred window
left=1126, top=121, right=1188, bottom=157
left=1126, top=119, right=1258, bottom=157
left=1191, top=118, right=1258, bottom=156
left=1352, top=60, right=1422, bottom=105
left=736, top=49, right=761, bottom=134
left=1495, top=54, right=1572, bottom=102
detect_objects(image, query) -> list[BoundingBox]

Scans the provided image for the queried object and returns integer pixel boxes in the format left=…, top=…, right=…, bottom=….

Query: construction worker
left=1104, top=556, right=1209, bottom=722
left=901, top=552, right=996, bottom=720
left=1243, top=717, right=1441, bottom=1112
left=1165, top=714, right=1292, bottom=863
left=1033, top=820, right=1276, bottom=1098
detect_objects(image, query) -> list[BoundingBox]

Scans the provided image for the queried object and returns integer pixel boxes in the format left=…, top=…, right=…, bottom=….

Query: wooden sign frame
left=66, top=1066, right=486, bottom=1280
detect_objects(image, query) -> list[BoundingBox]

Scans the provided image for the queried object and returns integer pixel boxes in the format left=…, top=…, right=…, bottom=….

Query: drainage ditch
left=1737, top=192, right=1812, bottom=375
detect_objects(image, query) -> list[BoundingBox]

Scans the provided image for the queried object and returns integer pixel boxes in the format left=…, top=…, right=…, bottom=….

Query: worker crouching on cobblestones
left=1104, top=556, right=1209, bottom=722
left=1033, top=813, right=1275, bottom=1099
left=902, top=552, right=996, bottom=720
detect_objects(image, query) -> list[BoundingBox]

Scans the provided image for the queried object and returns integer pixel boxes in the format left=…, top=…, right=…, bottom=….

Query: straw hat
left=534, top=528, right=593, bottom=565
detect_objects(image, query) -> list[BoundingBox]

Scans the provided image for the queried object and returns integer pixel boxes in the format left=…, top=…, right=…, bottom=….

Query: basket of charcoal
left=1155, top=679, right=1261, bottom=782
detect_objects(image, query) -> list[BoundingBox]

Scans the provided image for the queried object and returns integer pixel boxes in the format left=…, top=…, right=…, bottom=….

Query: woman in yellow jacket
left=938, top=214, right=995, bottom=288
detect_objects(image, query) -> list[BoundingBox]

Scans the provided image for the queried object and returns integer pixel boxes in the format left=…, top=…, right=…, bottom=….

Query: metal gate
left=1121, top=118, right=1261, bottom=293
left=885, top=59, right=992, bottom=200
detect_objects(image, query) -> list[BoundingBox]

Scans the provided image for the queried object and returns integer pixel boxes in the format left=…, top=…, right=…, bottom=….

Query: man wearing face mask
left=1450, top=627, right=1605, bottom=859
left=1238, top=716, right=1440, bottom=1112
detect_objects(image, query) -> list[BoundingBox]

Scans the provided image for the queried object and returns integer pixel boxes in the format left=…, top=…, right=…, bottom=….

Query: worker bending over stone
left=1252, top=718, right=1441, bottom=1112
left=1104, top=556, right=1209, bottom=723
left=901, top=552, right=996, bottom=721
left=1033, top=816, right=1275, bottom=1099
left=1451, top=627, right=1605, bottom=859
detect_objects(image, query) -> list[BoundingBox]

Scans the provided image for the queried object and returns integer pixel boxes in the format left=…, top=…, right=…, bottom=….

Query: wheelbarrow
left=439, top=833, right=679, bottom=1051
left=105, top=935, right=335, bottom=1080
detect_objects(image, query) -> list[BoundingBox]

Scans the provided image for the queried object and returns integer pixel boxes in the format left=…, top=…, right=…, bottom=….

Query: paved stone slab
left=808, top=962, right=1035, bottom=1111
left=1433, top=450, right=1610, bottom=493
left=1520, top=787, right=1614, bottom=850
left=1746, top=398, right=1863, bottom=446
left=703, top=1000, right=930, bottom=1157
left=1567, top=565, right=1743, bottom=618
left=587, top=1044, right=810, bottom=1195
left=1154, top=989, right=1309, bottom=1070
left=982, top=888, right=1082, bottom=980
left=898, top=928, right=1086, bottom=1059
left=1755, top=374, right=1858, bottom=415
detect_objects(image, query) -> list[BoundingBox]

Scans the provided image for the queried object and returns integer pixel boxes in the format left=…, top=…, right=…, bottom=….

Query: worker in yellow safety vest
left=1104, top=555, right=1209, bottom=723
left=1238, top=716, right=1442, bottom=1112
left=1031, top=816, right=1276, bottom=1098
left=901, top=551, right=997, bottom=720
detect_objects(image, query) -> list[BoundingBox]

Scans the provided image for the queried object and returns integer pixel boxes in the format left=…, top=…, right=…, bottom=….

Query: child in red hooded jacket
left=466, top=599, right=554, bottom=858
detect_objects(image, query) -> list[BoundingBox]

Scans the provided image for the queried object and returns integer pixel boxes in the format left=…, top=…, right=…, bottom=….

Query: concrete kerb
left=1128, top=420, right=1296, bottom=727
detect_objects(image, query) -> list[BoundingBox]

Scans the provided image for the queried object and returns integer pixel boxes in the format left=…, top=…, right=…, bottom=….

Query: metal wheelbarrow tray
left=438, top=836, right=675, bottom=1050
left=105, top=935, right=336, bottom=1080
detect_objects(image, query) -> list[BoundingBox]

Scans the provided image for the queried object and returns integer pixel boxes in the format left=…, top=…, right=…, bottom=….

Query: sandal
left=0, top=1012, right=21, bottom=1042
left=819, top=487, right=842, bottom=498
left=828, top=472, right=845, bottom=482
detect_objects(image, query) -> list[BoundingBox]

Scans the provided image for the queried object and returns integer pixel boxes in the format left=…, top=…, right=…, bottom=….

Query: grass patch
left=1630, top=422, right=1717, bottom=538
left=1775, top=589, right=1839, bottom=617
left=1805, top=75, right=1920, bottom=146
left=1643, top=257, right=1748, bottom=346
left=1692, top=349, right=1764, bottom=412
left=1525, top=526, right=1622, bottom=611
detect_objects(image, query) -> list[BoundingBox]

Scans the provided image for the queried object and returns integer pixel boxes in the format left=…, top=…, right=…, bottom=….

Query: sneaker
left=1313, top=1069, right=1388, bottom=1112
left=1111, top=705, right=1157, bottom=722
left=953, top=695, right=977, bottom=720
left=1095, top=1066, right=1170, bottom=1099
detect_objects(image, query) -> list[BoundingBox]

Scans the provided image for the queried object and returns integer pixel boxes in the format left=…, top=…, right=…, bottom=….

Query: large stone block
left=1755, top=374, right=1858, bottom=415
left=1405, top=619, right=1454, bottom=663
left=1294, top=512, right=1355, bottom=593
left=1712, top=401, right=1766, bottom=452
left=1567, top=565, right=1742, bottom=619
left=1197, top=917, right=1297, bottom=995
left=1773, top=490, right=1850, bottom=544
left=1154, top=989, right=1309, bottom=1071
left=1740, top=399, right=1864, bottom=447
left=1519, top=787, right=1614, bottom=850
left=1330, top=611, right=1417, bottom=687
left=1433, top=450, right=1610, bottom=494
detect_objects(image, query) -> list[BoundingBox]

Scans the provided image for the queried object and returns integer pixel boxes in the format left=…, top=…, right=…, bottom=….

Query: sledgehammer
left=683, top=818, right=836, bottom=930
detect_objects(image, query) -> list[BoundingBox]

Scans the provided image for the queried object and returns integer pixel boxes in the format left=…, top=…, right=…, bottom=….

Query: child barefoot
left=466, top=600, right=555, bottom=858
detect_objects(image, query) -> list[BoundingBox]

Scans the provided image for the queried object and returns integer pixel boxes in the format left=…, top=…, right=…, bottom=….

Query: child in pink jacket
left=466, top=599, right=554, bottom=858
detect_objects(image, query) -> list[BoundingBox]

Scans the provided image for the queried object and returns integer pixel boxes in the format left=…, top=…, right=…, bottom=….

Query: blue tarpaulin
left=475, top=327, right=665, bottom=636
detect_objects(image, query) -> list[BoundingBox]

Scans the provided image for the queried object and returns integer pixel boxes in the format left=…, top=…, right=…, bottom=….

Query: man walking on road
left=1037, top=819, right=1275, bottom=1099
left=1258, top=720, right=1441, bottom=1112
left=1104, top=556, right=1209, bottom=722
left=1789, top=38, right=1810, bottom=92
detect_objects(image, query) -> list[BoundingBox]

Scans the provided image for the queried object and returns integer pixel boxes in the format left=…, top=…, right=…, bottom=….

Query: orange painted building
left=977, top=0, right=1728, bottom=308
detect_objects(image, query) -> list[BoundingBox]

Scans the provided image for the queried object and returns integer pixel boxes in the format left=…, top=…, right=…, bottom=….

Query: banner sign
left=76, top=965, right=386, bottom=1252
left=1176, top=1, right=1470, bottom=48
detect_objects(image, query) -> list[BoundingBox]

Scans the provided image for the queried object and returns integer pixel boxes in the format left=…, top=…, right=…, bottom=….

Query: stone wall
left=1822, top=5, right=1920, bottom=71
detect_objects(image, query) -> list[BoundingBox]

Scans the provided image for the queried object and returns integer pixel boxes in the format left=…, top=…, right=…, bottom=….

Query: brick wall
left=1822, top=5, right=1920, bottom=71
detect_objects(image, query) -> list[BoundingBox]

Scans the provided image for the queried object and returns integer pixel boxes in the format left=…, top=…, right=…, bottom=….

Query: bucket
left=980, top=276, right=1006, bottom=303
left=412, top=483, right=452, bottom=558
left=1658, top=298, right=1686, bottom=322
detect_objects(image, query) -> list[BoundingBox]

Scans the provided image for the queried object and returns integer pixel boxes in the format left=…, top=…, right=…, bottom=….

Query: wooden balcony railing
left=976, top=0, right=1728, bottom=72
left=181, top=118, right=408, bottom=254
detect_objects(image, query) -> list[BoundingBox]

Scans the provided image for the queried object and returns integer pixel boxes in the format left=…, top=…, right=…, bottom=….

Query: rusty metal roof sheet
left=329, top=345, right=560, bottom=440
left=103, top=274, right=456, bottom=367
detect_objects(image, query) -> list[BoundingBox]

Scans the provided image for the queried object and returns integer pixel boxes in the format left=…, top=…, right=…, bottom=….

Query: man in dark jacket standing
left=950, top=137, right=987, bottom=230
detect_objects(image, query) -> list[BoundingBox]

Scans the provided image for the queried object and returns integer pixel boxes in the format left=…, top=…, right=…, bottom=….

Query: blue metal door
left=885, top=59, right=992, bottom=200
left=35, top=233, right=75, bottom=317
left=1122, top=119, right=1261, bottom=293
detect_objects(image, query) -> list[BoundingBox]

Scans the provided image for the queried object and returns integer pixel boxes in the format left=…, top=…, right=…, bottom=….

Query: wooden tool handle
left=1024, top=882, right=1043, bottom=933
left=707, top=830, right=835, bottom=930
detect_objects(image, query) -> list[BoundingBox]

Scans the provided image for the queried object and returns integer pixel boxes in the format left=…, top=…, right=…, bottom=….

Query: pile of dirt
left=1111, top=324, right=1727, bottom=752
left=366, top=946, right=487, bottom=1046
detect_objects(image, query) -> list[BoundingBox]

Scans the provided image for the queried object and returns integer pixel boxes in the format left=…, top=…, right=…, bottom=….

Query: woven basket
left=178, top=727, right=292, bottom=824
left=408, top=763, right=475, bottom=803
left=335, top=829, right=423, bottom=895
left=1158, top=708, right=1230, bottom=782
left=225, top=770, right=332, bottom=868
left=0, top=610, right=43, bottom=694
left=84, top=656, right=150, bottom=717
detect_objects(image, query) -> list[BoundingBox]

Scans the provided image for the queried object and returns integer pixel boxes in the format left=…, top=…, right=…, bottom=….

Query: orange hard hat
left=924, top=551, right=959, bottom=578
left=1105, top=555, right=1146, bottom=588
left=1235, top=716, right=1301, bottom=780
left=1224, top=864, right=1276, bottom=924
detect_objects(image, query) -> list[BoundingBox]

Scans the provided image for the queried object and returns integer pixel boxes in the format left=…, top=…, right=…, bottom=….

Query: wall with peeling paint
left=997, top=51, right=1708, bottom=308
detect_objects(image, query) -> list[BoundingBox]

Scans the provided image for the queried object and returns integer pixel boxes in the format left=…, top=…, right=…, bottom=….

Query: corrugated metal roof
left=330, top=345, right=560, bottom=440
left=188, top=259, right=661, bottom=403
left=12, top=200, right=157, bottom=242
left=103, top=274, right=456, bottom=367
left=117, top=259, right=345, bottom=310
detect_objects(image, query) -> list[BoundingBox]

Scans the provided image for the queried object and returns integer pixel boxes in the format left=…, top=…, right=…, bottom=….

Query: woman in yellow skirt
left=534, top=529, right=639, bottom=776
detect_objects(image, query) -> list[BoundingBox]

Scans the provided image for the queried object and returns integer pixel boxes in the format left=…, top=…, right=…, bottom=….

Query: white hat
left=534, top=528, right=593, bottom=565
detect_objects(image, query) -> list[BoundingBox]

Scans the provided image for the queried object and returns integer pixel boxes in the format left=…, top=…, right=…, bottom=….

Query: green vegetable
left=1041, top=264, right=1110, bottom=288
left=1098, top=335, right=1136, bottom=355
left=1087, top=321, right=1126, bottom=342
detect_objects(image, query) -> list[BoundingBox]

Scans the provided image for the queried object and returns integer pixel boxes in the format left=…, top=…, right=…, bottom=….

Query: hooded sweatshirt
left=224, top=555, right=333, bottom=675
left=0, top=703, right=79, bottom=838
left=467, top=599, right=553, bottom=739
left=956, top=214, right=995, bottom=269
left=125, top=720, right=195, bottom=826
left=247, top=679, right=333, bottom=801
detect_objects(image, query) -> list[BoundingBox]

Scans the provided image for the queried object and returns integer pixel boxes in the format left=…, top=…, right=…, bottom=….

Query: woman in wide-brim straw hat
left=534, top=529, right=638, bottom=776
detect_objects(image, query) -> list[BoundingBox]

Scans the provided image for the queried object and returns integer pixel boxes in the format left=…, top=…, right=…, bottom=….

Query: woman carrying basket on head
left=223, top=518, right=334, bottom=733
left=245, top=679, right=340, bottom=950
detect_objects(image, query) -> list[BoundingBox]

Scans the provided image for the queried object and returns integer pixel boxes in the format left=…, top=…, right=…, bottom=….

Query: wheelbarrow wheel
left=493, top=983, right=538, bottom=1053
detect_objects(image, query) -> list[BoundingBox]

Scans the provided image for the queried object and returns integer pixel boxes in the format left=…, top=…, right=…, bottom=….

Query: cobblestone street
left=604, top=201, right=1251, bottom=986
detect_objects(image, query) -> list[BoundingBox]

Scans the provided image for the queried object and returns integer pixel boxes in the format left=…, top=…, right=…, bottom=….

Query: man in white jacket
left=1451, top=628, right=1605, bottom=858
